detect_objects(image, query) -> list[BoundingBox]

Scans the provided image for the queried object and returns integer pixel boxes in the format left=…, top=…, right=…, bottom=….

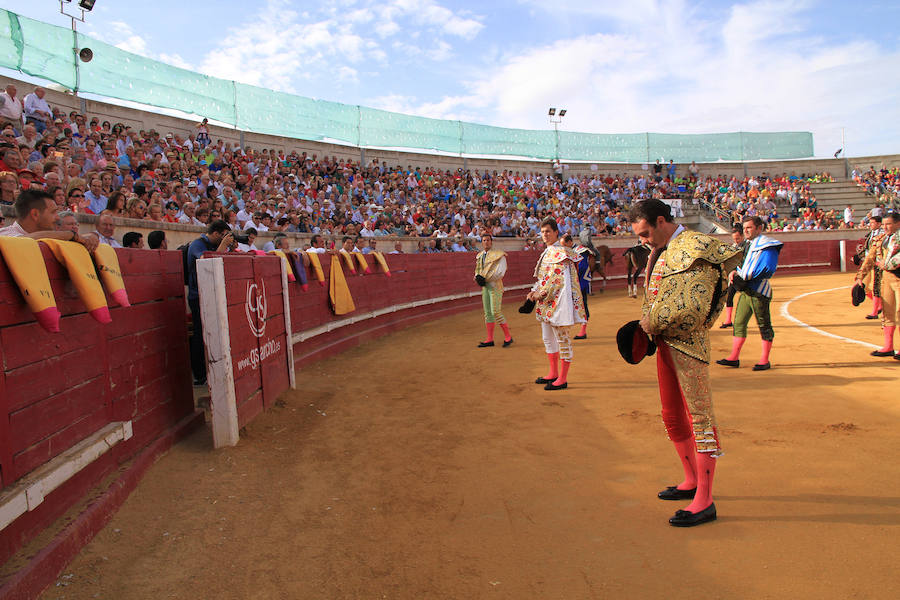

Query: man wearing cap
left=475, top=233, right=513, bottom=348
left=630, top=199, right=741, bottom=527
left=716, top=216, right=783, bottom=371
left=855, top=211, right=900, bottom=359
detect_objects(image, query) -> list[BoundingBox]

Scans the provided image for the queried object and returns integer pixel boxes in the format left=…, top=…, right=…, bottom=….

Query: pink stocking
left=759, top=340, right=772, bottom=365
left=723, top=306, right=734, bottom=324
left=726, top=337, right=746, bottom=361
left=870, top=297, right=883, bottom=317
left=500, top=323, right=512, bottom=342
left=683, top=453, right=716, bottom=513
left=578, top=322, right=588, bottom=337
left=544, top=353, right=559, bottom=380
left=484, top=322, right=495, bottom=343
left=673, top=439, right=698, bottom=490
left=553, top=360, right=570, bottom=386
left=880, top=326, right=896, bottom=352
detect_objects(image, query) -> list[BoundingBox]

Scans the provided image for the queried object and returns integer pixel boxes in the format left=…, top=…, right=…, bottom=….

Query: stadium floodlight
left=548, top=108, right=556, bottom=116
left=559, top=109, right=566, bottom=117
left=78, top=0, right=96, bottom=11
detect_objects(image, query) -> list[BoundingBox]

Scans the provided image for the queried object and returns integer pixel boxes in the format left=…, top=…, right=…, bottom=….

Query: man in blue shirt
left=186, top=220, right=235, bottom=385
left=717, top=216, right=783, bottom=371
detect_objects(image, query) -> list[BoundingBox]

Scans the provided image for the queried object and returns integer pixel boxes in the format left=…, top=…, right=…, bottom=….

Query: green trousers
left=733, top=291, right=774, bottom=341
left=481, top=284, right=505, bottom=324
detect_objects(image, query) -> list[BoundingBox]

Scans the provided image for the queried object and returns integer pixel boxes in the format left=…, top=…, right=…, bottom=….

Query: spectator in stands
left=306, top=234, right=327, bottom=253
left=23, top=87, right=51, bottom=133
left=0, top=170, right=18, bottom=205
left=123, top=231, right=144, bottom=248
left=57, top=210, right=78, bottom=234
left=187, top=220, right=235, bottom=385
left=84, top=176, right=107, bottom=214
left=147, top=230, right=167, bottom=249
left=94, top=211, right=122, bottom=247
left=0, top=189, right=99, bottom=252
left=237, top=227, right=258, bottom=252
left=0, top=84, right=23, bottom=128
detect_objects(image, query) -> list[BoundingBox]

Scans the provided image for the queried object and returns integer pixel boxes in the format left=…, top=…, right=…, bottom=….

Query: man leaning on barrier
left=186, top=220, right=236, bottom=386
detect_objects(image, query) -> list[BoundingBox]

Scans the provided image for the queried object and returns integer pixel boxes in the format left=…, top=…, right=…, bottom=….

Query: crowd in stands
left=853, top=165, right=899, bottom=209
left=0, top=83, right=890, bottom=250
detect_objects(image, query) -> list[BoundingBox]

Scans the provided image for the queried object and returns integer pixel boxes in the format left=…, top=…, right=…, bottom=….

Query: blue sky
left=4, top=0, right=900, bottom=158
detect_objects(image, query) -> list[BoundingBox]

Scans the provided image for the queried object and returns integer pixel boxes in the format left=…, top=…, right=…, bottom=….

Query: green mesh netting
left=0, top=9, right=814, bottom=163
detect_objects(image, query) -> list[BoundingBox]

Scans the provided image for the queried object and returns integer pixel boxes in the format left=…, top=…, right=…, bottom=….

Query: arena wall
left=0, top=238, right=856, bottom=597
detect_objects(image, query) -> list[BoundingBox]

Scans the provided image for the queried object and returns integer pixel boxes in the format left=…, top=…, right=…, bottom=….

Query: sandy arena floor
left=40, top=272, right=900, bottom=600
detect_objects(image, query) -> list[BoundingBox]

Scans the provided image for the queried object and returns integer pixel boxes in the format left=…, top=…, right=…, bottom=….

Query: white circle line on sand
left=779, top=285, right=879, bottom=350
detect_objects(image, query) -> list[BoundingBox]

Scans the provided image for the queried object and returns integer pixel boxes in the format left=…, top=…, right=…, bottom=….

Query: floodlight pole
left=59, top=1, right=86, bottom=101
left=549, top=109, right=565, bottom=162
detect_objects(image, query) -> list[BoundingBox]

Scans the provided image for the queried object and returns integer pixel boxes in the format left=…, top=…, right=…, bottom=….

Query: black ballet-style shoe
left=478, top=341, right=495, bottom=348
left=544, top=381, right=568, bottom=390
left=502, top=338, right=514, bottom=347
left=865, top=314, right=880, bottom=320
left=535, top=377, right=554, bottom=384
left=752, top=362, right=771, bottom=371
left=669, top=503, right=717, bottom=527
left=574, top=334, right=587, bottom=340
left=719, top=322, right=733, bottom=329
left=716, top=358, right=740, bottom=368
left=870, top=349, right=895, bottom=357
left=658, top=486, right=697, bottom=501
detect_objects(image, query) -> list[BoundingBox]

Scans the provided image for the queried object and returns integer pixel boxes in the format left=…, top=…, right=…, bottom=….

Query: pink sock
left=500, top=323, right=512, bottom=342
left=484, top=322, right=495, bottom=343
left=759, top=340, right=772, bottom=364
left=870, top=297, right=883, bottom=316
left=880, top=326, right=895, bottom=352
left=673, top=439, right=698, bottom=490
left=726, top=337, right=746, bottom=361
left=553, top=360, right=570, bottom=386
left=545, top=353, right=559, bottom=380
left=724, top=306, right=734, bottom=324
left=683, top=453, right=716, bottom=513
left=578, top=322, right=587, bottom=337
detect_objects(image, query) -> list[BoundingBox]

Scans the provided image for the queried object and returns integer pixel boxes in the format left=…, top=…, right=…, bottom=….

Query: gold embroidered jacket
left=642, top=231, right=743, bottom=363
left=475, top=249, right=508, bottom=291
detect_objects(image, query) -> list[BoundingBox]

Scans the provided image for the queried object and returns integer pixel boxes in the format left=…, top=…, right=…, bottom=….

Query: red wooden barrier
left=0, top=246, right=195, bottom=567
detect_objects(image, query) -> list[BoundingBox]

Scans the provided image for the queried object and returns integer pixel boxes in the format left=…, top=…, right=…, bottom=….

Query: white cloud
left=393, top=0, right=900, bottom=157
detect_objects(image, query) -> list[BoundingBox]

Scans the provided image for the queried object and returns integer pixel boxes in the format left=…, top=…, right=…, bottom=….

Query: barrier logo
left=245, top=280, right=267, bottom=338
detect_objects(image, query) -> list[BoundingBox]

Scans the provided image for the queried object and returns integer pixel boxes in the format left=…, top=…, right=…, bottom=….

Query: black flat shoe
left=894, top=354, right=900, bottom=361
left=535, top=377, right=553, bottom=384
left=502, top=338, right=513, bottom=347
left=865, top=314, right=880, bottom=320
left=544, top=381, right=568, bottom=390
left=574, top=334, right=587, bottom=340
left=658, top=486, right=697, bottom=501
left=719, top=322, right=733, bottom=329
left=669, top=503, right=717, bottom=527
left=870, top=350, right=895, bottom=357
left=716, top=358, right=740, bottom=367
left=752, top=362, right=771, bottom=371
left=478, top=341, right=495, bottom=348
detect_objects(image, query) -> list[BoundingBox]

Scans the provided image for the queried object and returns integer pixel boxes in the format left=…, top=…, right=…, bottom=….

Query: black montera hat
left=518, top=298, right=535, bottom=314
left=616, top=320, right=657, bottom=364
left=851, top=283, right=866, bottom=307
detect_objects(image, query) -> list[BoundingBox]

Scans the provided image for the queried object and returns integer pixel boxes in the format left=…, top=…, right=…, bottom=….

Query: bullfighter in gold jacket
left=630, top=200, right=742, bottom=527
left=474, top=233, right=513, bottom=347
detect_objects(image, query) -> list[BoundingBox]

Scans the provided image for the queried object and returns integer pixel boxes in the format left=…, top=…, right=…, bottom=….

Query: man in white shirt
left=23, top=87, right=52, bottom=134
left=0, top=189, right=99, bottom=252
left=0, top=84, right=23, bottom=128
left=94, top=211, right=123, bottom=248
